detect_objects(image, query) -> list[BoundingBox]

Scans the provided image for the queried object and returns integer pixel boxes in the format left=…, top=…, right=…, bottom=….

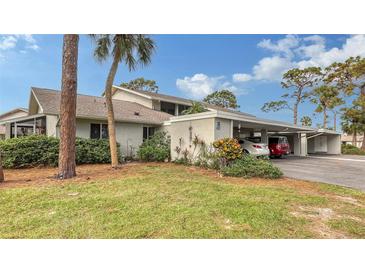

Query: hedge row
left=341, top=144, right=365, bottom=155
left=0, top=135, right=120, bottom=168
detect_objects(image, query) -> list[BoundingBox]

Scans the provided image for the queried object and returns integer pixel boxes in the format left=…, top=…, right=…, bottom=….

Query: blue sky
left=1, top=34, right=364, bottom=128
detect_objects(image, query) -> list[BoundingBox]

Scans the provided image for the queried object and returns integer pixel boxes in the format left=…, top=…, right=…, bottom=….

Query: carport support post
left=261, top=129, right=268, bottom=144
left=300, top=133, right=307, bottom=156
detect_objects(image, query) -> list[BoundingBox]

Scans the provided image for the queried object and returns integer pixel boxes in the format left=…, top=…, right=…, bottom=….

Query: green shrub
left=221, top=155, right=283, bottom=179
left=138, top=131, right=170, bottom=162
left=341, top=144, right=365, bottom=155
left=0, top=135, right=120, bottom=168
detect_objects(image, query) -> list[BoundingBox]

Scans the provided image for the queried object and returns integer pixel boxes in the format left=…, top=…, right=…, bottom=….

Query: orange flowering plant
left=212, top=138, right=243, bottom=162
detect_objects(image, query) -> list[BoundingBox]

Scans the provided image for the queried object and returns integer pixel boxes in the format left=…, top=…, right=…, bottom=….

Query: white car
left=238, top=137, right=270, bottom=157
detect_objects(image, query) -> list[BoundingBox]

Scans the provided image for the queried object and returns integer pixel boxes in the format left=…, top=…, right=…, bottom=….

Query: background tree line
left=261, top=56, right=365, bottom=150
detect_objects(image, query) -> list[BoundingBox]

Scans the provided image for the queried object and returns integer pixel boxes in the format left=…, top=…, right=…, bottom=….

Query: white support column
left=175, top=104, right=179, bottom=116
left=230, top=120, right=234, bottom=138
left=261, top=128, right=268, bottom=144
left=300, top=133, right=307, bottom=156
left=293, top=133, right=301, bottom=156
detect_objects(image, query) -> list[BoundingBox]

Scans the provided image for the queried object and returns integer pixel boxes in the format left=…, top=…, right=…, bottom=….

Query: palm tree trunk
left=104, top=57, right=120, bottom=168
left=360, top=85, right=365, bottom=150
left=352, top=128, right=357, bottom=146
left=323, top=107, right=327, bottom=129
left=333, top=111, right=336, bottom=131
left=58, top=34, right=79, bottom=179
left=0, top=152, right=4, bottom=182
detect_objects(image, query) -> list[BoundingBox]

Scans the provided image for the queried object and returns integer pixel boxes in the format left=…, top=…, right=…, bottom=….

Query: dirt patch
left=0, top=162, right=164, bottom=189
left=290, top=206, right=352, bottom=239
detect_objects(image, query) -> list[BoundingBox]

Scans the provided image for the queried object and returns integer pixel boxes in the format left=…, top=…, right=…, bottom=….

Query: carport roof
left=167, top=109, right=339, bottom=134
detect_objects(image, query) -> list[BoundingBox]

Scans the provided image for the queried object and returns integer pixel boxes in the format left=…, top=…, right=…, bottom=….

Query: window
left=101, top=124, right=108, bottom=139
left=35, top=117, right=46, bottom=135
left=143, top=126, right=155, bottom=141
left=10, top=116, right=47, bottom=138
left=216, top=121, right=221, bottom=130
left=178, top=104, right=190, bottom=115
left=160, top=101, right=176, bottom=115
left=90, top=123, right=108, bottom=139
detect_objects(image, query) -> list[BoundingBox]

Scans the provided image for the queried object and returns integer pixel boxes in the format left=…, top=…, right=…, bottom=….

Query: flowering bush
left=212, top=138, right=243, bottom=162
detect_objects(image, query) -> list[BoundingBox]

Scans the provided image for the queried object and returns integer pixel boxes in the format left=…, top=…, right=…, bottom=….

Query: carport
left=166, top=109, right=342, bottom=160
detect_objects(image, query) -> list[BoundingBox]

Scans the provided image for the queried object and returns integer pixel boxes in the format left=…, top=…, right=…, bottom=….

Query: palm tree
left=58, top=34, right=79, bottom=179
left=91, top=35, right=155, bottom=168
left=181, top=101, right=207, bottom=115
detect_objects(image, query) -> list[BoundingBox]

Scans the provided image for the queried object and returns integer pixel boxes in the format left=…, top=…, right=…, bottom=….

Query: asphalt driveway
left=271, top=155, right=365, bottom=191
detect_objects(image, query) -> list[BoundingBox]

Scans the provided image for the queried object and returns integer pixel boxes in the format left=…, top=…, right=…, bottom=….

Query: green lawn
left=0, top=163, right=364, bottom=238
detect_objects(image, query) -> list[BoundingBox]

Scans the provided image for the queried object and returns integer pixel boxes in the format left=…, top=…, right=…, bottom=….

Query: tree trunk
left=104, top=57, right=120, bottom=168
left=0, top=152, right=4, bottom=182
left=58, top=35, right=79, bottom=179
left=293, top=103, right=298, bottom=125
left=323, top=107, right=327, bottom=129
left=333, top=111, right=336, bottom=131
left=361, top=86, right=365, bottom=150
left=352, top=128, right=357, bottom=146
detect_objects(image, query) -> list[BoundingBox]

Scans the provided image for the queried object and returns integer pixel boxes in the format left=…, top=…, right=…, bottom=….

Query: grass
left=0, top=163, right=364, bottom=239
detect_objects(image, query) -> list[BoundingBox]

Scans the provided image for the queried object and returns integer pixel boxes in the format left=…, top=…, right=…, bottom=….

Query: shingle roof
left=0, top=108, right=28, bottom=120
left=31, top=87, right=172, bottom=125
left=113, top=86, right=256, bottom=118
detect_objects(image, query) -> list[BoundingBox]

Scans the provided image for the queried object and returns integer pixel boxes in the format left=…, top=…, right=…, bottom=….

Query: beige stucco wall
left=214, top=118, right=232, bottom=140
left=152, top=100, right=161, bottom=111
left=326, top=134, right=341, bottom=154
left=115, top=122, right=144, bottom=157
left=46, top=115, right=59, bottom=137
left=169, top=117, right=215, bottom=160
left=75, top=118, right=147, bottom=157
left=5, top=124, right=11, bottom=139
left=113, top=91, right=153, bottom=109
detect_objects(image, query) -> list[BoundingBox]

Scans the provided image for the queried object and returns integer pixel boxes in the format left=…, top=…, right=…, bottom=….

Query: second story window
left=160, top=101, right=176, bottom=115
left=178, top=104, right=190, bottom=115
left=90, top=123, right=108, bottom=139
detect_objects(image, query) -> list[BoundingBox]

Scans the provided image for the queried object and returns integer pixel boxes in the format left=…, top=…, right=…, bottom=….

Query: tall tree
left=262, top=67, right=322, bottom=125
left=300, top=116, right=312, bottom=127
left=341, top=104, right=364, bottom=145
left=58, top=34, right=79, bottom=179
left=325, top=56, right=365, bottom=149
left=120, top=77, right=158, bottom=92
left=310, top=85, right=344, bottom=129
left=91, top=35, right=155, bottom=167
left=203, top=89, right=239, bottom=109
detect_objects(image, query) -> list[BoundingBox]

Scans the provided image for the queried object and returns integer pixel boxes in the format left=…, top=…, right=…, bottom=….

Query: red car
left=269, top=136, right=291, bottom=158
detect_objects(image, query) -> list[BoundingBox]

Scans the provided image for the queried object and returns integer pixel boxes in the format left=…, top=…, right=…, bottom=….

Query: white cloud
left=0, top=36, right=17, bottom=50
left=257, top=34, right=300, bottom=58
left=234, top=34, right=365, bottom=82
left=176, top=73, right=246, bottom=98
left=252, top=56, right=293, bottom=81
left=232, top=73, right=252, bottom=82
left=0, top=34, right=39, bottom=60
